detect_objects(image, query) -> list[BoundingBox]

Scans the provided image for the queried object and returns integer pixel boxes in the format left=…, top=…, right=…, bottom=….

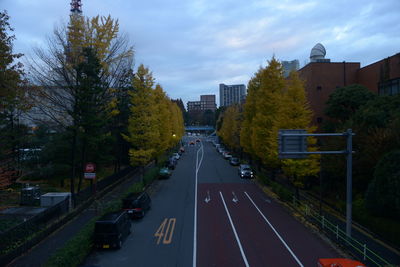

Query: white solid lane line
left=192, top=141, right=203, bottom=267
left=244, top=191, right=304, bottom=267
left=219, top=191, right=250, bottom=267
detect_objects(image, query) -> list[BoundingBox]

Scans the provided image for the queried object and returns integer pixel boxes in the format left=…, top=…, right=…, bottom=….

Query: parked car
left=122, top=191, right=151, bottom=218
left=238, top=164, right=254, bottom=179
left=159, top=167, right=172, bottom=179
left=217, top=147, right=225, bottom=154
left=167, top=157, right=177, bottom=169
left=223, top=151, right=232, bottom=159
left=229, top=157, right=240, bottom=166
left=94, top=211, right=131, bottom=249
left=172, top=152, right=180, bottom=160
left=317, top=258, right=366, bottom=267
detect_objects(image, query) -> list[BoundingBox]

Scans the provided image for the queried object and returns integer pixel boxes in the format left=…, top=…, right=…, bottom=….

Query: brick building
left=187, top=95, right=216, bottom=112
left=298, top=45, right=400, bottom=126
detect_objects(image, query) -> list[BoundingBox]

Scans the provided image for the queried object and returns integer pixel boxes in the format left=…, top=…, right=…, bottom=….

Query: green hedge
left=257, top=174, right=293, bottom=202
left=353, top=198, right=400, bottom=248
left=44, top=216, right=98, bottom=267
left=143, top=167, right=160, bottom=186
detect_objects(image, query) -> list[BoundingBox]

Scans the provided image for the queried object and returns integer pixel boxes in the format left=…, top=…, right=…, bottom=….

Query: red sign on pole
left=84, top=163, right=96, bottom=179
left=85, top=163, right=96, bottom=173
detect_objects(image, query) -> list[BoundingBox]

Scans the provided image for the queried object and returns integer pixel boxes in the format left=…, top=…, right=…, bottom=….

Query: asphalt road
left=84, top=137, right=339, bottom=267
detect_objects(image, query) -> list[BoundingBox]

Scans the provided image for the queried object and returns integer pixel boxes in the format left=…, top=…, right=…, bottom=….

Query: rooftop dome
left=310, top=43, right=326, bottom=62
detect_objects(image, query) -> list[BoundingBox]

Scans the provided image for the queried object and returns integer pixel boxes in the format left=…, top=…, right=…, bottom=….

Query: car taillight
left=133, top=208, right=142, bottom=211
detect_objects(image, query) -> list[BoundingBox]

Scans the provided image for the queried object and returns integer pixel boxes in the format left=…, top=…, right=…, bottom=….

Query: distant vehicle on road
left=179, top=147, right=185, bottom=153
left=238, top=164, right=254, bottom=179
left=196, top=139, right=201, bottom=143
left=94, top=211, right=131, bottom=249
left=189, top=141, right=195, bottom=146
left=122, top=192, right=152, bottom=218
left=168, top=157, right=177, bottom=169
left=229, top=157, right=240, bottom=166
left=223, top=151, right=232, bottom=159
left=317, top=258, right=366, bottom=267
left=159, top=167, right=172, bottom=179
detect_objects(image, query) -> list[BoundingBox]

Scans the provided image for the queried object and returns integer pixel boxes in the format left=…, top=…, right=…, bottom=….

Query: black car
left=122, top=191, right=151, bottom=219
left=229, top=157, right=240, bottom=166
left=167, top=157, right=177, bottom=169
left=94, top=211, right=131, bottom=249
left=238, top=164, right=254, bottom=179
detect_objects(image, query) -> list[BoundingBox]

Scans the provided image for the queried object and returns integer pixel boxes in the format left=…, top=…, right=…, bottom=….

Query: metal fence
left=0, top=166, right=137, bottom=265
left=75, top=166, right=135, bottom=206
left=291, top=195, right=398, bottom=266
left=0, top=197, right=69, bottom=254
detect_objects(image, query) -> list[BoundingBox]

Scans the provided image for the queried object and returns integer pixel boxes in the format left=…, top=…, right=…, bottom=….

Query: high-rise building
left=282, top=60, right=300, bottom=78
left=187, top=95, right=216, bottom=112
left=219, top=83, right=246, bottom=107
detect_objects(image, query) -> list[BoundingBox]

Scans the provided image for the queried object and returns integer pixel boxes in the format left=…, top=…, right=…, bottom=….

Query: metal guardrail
left=292, top=196, right=393, bottom=266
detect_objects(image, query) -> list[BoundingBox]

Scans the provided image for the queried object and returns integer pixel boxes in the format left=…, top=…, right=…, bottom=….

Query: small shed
left=40, top=192, right=71, bottom=210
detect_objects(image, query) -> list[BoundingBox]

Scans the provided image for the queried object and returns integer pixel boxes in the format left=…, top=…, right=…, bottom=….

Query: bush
left=365, top=150, right=400, bottom=219
left=44, top=216, right=97, bottom=267
left=353, top=197, right=400, bottom=248
left=256, top=173, right=271, bottom=186
left=143, top=167, right=160, bottom=186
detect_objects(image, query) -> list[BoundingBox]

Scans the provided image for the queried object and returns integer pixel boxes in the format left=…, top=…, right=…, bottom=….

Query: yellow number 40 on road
left=154, top=218, right=176, bottom=245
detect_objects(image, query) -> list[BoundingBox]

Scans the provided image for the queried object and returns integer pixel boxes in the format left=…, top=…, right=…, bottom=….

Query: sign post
left=84, top=163, right=96, bottom=195
left=278, top=129, right=354, bottom=237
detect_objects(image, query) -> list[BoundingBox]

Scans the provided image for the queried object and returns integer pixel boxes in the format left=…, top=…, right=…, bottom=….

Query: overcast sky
left=3, top=0, right=400, bottom=106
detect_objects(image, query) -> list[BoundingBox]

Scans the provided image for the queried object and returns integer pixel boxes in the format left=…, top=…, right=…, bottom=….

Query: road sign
left=84, top=172, right=96, bottom=179
left=278, top=129, right=307, bottom=159
left=85, top=163, right=96, bottom=173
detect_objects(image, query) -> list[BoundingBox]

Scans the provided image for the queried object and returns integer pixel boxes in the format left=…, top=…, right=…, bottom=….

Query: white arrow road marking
left=232, top=191, right=239, bottom=203
left=204, top=190, right=211, bottom=203
left=220, top=191, right=249, bottom=267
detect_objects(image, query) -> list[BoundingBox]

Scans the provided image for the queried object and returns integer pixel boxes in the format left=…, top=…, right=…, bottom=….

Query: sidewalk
left=8, top=171, right=140, bottom=267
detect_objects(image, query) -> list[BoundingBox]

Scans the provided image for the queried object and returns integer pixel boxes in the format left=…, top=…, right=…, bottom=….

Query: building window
left=317, top=86, right=322, bottom=91
left=379, top=78, right=400, bottom=96
left=317, top=117, right=323, bottom=123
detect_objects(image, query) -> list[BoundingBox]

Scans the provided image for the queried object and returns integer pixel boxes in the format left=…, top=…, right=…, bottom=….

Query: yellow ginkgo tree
left=123, top=64, right=159, bottom=170
left=279, top=71, right=320, bottom=194
left=251, top=57, right=286, bottom=169
left=218, top=104, right=241, bottom=151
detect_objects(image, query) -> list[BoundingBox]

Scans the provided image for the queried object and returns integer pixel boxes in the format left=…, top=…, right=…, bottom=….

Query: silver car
left=238, top=164, right=254, bottom=179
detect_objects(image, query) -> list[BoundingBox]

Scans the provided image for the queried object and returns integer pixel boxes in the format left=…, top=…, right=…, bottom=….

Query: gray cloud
left=3, top=0, right=400, bottom=106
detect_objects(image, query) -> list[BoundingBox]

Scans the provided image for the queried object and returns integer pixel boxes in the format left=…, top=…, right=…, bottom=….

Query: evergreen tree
left=0, top=11, right=30, bottom=187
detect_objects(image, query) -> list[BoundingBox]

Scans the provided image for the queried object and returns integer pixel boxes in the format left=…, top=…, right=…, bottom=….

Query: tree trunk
left=70, top=128, right=77, bottom=206
left=77, top=138, right=86, bottom=193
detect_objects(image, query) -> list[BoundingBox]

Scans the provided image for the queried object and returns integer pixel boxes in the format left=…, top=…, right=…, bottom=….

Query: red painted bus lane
left=197, top=184, right=246, bottom=267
